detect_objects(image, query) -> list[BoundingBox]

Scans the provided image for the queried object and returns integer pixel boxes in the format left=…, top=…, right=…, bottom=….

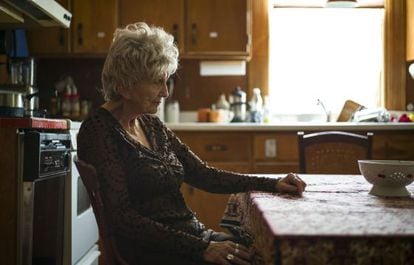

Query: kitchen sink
left=271, top=113, right=329, bottom=123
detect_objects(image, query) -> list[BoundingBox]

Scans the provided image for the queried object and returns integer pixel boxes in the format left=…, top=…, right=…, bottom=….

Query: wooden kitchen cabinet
left=71, top=0, right=118, bottom=53
left=184, top=0, right=251, bottom=57
left=372, top=131, right=414, bottom=160
left=177, top=132, right=252, bottom=231
left=119, top=0, right=185, bottom=53
left=180, top=162, right=250, bottom=232
left=26, top=0, right=70, bottom=54
left=119, top=0, right=251, bottom=59
left=27, top=0, right=118, bottom=55
left=253, top=132, right=299, bottom=173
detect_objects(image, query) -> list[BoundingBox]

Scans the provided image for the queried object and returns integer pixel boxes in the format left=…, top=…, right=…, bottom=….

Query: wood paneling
left=174, top=59, right=248, bottom=110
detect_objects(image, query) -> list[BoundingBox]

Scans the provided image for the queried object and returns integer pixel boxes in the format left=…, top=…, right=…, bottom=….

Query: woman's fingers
left=277, top=173, right=307, bottom=195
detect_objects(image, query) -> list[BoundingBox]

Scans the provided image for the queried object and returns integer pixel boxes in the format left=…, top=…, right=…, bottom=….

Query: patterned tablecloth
left=221, top=175, right=414, bottom=265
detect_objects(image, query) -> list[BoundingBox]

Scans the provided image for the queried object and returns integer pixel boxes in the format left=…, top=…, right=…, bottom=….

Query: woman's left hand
left=276, top=173, right=306, bottom=195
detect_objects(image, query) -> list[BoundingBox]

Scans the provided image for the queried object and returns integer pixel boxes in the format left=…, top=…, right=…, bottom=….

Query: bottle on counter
left=262, top=95, right=271, bottom=123
left=71, top=85, right=80, bottom=120
left=249, top=87, right=263, bottom=123
left=216, top=93, right=230, bottom=110
left=61, top=84, right=72, bottom=118
left=165, top=100, right=180, bottom=123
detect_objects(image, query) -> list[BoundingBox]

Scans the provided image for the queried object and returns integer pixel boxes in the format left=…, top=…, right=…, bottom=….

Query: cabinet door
left=372, top=132, right=414, bottom=160
left=253, top=132, right=299, bottom=173
left=26, top=0, right=70, bottom=54
left=119, top=0, right=184, bottom=52
left=71, top=0, right=118, bottom=53
left=185, top=0, right=250, bottom=55
left=176, top=132, right=252, bottom=162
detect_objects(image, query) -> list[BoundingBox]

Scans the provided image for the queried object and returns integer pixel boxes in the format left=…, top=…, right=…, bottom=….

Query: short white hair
left=101, top=22, right=179, bottom=101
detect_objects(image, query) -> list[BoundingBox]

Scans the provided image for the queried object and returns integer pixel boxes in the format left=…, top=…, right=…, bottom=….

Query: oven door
left=71, top=156, right=99, bottom=264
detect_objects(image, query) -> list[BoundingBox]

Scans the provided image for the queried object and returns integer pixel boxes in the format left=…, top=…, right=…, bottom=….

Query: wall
left=36, top=58, right=248, bottom=113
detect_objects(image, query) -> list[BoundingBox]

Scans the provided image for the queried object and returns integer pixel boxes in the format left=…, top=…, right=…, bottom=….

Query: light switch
left=265, top=139, right=277, bottom=158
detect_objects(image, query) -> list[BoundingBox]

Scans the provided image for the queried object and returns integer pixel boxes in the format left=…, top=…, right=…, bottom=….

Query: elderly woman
left=77, top=22, right=306, bottom=265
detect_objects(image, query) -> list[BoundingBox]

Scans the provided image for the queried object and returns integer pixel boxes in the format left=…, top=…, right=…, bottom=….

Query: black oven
left=20, top=131, right=70, bottom=265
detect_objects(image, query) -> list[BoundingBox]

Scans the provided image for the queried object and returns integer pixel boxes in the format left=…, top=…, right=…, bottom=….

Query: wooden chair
left=73, top=155, right=128, bottom=265
left=297, top=131, right=373, bottom=174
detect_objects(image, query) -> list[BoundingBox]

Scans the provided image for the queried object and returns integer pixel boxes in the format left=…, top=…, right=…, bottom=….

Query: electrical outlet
left=265, top=139, right=277, bottom=158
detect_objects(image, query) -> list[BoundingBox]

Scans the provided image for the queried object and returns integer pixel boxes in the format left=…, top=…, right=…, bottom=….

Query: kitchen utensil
left=336, top=100, right=365, bottom=122
left=229, top=86, right=247, bottom=122
left=358, top=160, right=414, bottom=197
left=0, top=85, right=26, bottom=117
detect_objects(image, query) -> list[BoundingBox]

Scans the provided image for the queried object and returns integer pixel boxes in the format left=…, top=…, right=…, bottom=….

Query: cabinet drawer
left=253, top=133, right=298, bottom=162
left=176, top=132, right=251, bottom=162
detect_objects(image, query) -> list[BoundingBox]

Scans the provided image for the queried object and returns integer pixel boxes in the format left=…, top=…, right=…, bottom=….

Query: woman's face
left=121, top=76, right=169, bottom=114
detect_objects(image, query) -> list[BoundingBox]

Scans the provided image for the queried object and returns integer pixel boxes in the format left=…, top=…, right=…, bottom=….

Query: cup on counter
left=197, top=108, right=211, bottom=122
left=209, top=109, right=234, bottom=123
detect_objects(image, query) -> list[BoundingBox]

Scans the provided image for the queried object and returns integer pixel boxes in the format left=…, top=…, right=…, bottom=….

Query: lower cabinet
left=372, top=131, right=414, bottom=160
left=177, top=132, right=251, bottom=231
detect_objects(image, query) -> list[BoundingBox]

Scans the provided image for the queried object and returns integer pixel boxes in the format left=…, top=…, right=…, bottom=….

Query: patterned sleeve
left=77, top=117, right=209, bottom=261
left=162, top=124, right=280, bottom=194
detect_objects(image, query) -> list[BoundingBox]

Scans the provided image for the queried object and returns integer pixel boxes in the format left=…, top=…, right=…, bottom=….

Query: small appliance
left=0, top=57, right=42, bottom=117
left=229, top=86, right=247, bottom=122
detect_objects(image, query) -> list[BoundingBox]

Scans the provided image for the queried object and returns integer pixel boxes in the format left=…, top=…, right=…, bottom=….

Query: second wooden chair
left=297, top=131, right=373, bottom=174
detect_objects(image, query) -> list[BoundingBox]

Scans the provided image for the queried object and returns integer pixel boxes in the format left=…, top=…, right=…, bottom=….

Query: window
left=268, top=6, right=384, bottom=118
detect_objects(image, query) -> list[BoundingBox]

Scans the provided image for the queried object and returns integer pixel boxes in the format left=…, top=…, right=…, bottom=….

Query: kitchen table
left=221, top=175, right=414, bottom=265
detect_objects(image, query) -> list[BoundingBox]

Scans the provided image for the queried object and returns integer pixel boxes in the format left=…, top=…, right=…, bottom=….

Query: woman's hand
left=203, top=241, right=252, bottom=265
left=276, top=173, right=306, bottom=195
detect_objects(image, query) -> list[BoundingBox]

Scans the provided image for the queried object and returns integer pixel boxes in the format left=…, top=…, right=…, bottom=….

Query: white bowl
left=358, top=160, right=414, bottom=197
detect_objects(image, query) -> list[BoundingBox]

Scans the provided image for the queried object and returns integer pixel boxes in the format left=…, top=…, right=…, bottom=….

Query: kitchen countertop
left=166, top=122, right=414, bottom=131
left=0, top=117, right=68, bottom=129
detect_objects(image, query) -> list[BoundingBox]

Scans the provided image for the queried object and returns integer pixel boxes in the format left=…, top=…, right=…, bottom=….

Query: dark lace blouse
left=77, top=107, right=279, bottom=263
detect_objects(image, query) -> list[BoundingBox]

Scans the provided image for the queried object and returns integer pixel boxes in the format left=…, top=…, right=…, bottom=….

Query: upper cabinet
left=28, top=0, right=251, bottom=59
left=407, top=0, right=414, bottom=61
left=184, top=0, right=251, bottom=58
left=71, top=0, right=118, bottom=53
left=119, top=0, right=185, bottom=53
left=27, top=0, right=118, bottom=55
left=120, top=0, right=251, bottom=59
left=26, top=0, right=70, bottom=54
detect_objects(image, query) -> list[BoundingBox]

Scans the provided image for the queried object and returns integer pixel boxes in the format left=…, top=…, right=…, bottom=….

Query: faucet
left=317, top=99, right=330, bottom=122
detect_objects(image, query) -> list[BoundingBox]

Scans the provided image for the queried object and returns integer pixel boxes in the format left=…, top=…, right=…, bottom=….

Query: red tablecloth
left=221, top=175, right=414, bottom=265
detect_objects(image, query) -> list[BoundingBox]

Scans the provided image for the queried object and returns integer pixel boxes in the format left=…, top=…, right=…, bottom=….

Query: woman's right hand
left=203, top=241, right=252, bottom=265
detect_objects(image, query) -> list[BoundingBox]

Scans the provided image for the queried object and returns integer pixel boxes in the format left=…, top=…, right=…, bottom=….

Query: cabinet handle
left=172, top=23, right=179, bottom=45
left=191, top=23, right=197, bottom=45
left=206, top=144, right=228, bottom=152
left=77, top=23, right=83, bottom=46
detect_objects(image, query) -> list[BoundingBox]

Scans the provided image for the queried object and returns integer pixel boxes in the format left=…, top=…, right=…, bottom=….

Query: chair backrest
left=297, top=131, right=373, bottom=174
left=73, top=155, right=128, bottom=265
